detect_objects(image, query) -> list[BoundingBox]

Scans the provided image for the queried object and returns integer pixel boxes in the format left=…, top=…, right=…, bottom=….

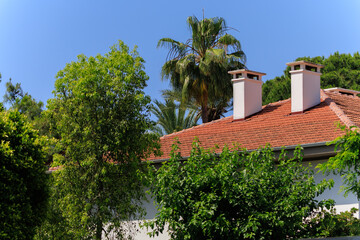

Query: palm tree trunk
left=201, top=105, right=209, bottom=123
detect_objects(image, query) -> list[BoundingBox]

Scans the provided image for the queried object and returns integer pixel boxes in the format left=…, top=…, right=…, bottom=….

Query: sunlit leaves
left=0, top=111, right=48, bottom=239
left=44, top=41, right=159, bottom=239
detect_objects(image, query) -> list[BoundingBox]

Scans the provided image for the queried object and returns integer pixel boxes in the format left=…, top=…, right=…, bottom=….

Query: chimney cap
left=228, top=69, right=266, bottom=76
left=286, top=60, right=324, bottom=68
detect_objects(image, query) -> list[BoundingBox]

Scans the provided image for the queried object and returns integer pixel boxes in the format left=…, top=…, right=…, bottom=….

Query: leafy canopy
left=45, top=41, right=159, bottom=239
left=147, top=140, right=332, bottom=240
left=0, top=110, right=48, bottom=239
left=158, top=16, right=246, bottom=123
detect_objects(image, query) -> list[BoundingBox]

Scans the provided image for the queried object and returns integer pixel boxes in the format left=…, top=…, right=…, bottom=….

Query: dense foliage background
left=262, top=52, right=360, bottom=105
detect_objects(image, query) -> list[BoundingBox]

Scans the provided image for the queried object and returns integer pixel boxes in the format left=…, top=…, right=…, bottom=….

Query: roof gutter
left=147, top=141, right=337, bottom=165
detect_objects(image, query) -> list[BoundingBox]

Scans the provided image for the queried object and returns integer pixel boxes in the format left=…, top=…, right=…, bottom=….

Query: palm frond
left=150, top=98, right=199, bottom=135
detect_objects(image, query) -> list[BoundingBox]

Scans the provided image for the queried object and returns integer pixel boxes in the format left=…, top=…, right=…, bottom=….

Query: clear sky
left=1, top=0, right=359, bottom=115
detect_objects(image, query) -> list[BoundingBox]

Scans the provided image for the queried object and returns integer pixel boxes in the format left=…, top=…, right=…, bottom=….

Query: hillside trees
left=3, top=80, right=44, bottom=122
left=45, top=41, right=159, bottom=239
left=0, top=110, right=48, bottom=239
left=158, top=16, right=246, bottom=123
left=263, top=52, right=360, bottom=105
left=147, top=140, right=332, bottom=240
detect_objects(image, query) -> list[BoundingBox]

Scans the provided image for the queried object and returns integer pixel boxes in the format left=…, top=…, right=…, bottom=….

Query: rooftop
left=149, top=89, right=360, bottom=161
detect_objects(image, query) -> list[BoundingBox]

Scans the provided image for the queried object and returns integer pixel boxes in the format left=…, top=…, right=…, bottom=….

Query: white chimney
left=286, top=61, right=324, bottom=113
left=228, top=69, right=266, bottom=120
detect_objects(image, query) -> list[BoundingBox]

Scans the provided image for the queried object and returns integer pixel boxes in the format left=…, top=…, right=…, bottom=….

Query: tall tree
left=0, top=110, right=48, bottom=239
left=46, top=41, right=159, bottom=239
left=158, top=16, right=246, bottom=123
left=151, top=99, right=199, bottom=136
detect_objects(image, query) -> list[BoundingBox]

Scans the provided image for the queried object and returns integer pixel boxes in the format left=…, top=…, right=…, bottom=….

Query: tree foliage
left=158, top=16, right=246, bottom=123
left=1, top=79, right=54, bottom=139
left=0, top=110, right=48, bottom=239
left=151, top=99, right=199, bottom=136
left=319, top=125, right=360, bottom=199
left=263, top=52, right=360, bottom=105
left=302, top=203, right=360, bottom=238
left=147, top=140, right=332, bottom=240
left=45, top=41, right=159, bottom=239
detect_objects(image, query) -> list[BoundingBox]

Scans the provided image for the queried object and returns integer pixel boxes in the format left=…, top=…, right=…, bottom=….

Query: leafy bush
left=146, top=140, right=332, bottom=240
left=0, top=111, right=48, bottom=239
left=302, top=202, right=360, bottom=238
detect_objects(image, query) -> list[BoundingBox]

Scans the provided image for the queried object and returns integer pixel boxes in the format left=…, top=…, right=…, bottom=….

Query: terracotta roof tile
left=325, top=91, right=360, bottom=127
left=149, top=90, right=360, bottom=161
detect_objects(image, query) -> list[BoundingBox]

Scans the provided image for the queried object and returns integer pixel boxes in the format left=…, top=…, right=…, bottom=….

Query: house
left=134, top=60, right=360, bottom=239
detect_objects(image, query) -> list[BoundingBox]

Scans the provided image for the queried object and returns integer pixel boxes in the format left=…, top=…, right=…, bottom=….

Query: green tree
left=3, top=80, right=44, bottom=121
left=3, top=79, right=24, bottom=104
left=262, top=52, right=360, bottom=105
left=46, top=41, right=159, bottom=239
left=146, top=140, right=332, bottom=239
left=158, top=16, right=246, bottom=123
left=0, top=110, right=48, bottom=239
left=151, top=99, right=199, bottom=136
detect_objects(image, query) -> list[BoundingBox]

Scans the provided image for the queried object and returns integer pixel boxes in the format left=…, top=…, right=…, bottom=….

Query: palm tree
left=151, top=99, right=199, bottom=136
left=158, top=16, right=246, bottom=123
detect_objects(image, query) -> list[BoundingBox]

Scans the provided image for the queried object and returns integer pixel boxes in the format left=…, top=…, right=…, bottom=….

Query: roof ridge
left=160, top=115, right=233, bottom=140
left=320, top=89, right=356, bottom=128
left=266, top=98, right=291, bottom=107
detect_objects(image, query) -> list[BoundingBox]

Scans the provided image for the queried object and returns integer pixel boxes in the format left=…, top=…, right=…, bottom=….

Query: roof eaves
left=147, top=141, right=334, bottom=164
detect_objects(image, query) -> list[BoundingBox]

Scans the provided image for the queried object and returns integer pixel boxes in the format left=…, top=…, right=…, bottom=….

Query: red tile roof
left=149, top=89, right=360, bottom=161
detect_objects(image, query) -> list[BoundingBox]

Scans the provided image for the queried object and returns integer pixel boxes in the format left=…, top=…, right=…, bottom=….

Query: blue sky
left=0, top=0, right=359, bottom=115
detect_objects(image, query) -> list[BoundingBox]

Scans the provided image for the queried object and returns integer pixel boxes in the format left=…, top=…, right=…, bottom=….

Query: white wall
left=132, top=193, right=170, bottom=240
left=306, top=159, right=360, bottom=217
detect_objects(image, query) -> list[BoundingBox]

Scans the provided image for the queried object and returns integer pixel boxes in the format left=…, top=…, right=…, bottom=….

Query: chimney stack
left=228, top=69, right=266, bottom=120
left=286, top=61, right=324, bottom=113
